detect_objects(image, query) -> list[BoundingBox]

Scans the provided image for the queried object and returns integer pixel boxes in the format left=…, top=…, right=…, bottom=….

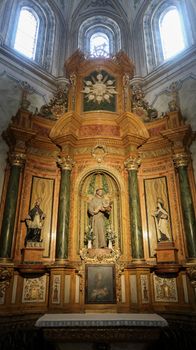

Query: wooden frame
left=85, top=264, right=116, bottom=304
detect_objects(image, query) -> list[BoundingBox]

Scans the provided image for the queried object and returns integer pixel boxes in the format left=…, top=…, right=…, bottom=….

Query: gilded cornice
left=116, top=112, right=149, bottom=139
left=30, top=135, right=59, bottom=152
left=49, top=111, right=81, bottom=148
left=65, top=50, right=134, bottom=78
left=161, top=125, right=194, bottom=152
left=3, top=125, right=36, bottom=151
left=139, top=135, right=171, bottom=154
left=116, top=112, right=149, bottom=153
left=27, top=146, right=59, bottom=158
left=139, top=147, right=171, bottom=159
left=74, top=145, right=125, bottom=157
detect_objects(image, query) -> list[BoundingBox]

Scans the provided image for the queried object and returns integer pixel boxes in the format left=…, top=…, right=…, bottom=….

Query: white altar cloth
left=35, top=313, right=168, bottom=328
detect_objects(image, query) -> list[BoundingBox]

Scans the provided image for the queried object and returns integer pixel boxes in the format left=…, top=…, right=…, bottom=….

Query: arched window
left=5, top=0, right=57, bottom=73
left=160, top=8, right=185, bottom=60
left=90, top=32, right=110, bottom=57
left=143, top=1, right=192, bottom=72
left=78, top=16, right=121, bottom=57
left=14, top=7, right=39, bottom=59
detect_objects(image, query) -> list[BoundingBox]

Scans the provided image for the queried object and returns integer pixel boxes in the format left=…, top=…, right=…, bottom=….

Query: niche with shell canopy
left=78, top=171, right=120, bottom=252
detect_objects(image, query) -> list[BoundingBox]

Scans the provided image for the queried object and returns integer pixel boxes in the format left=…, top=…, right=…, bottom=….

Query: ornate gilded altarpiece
left=0, top=50, right=195, bottom=316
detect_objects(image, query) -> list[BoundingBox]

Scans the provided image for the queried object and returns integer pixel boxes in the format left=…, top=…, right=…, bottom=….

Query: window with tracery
left=14, top=8, right=39, bottom=59
left=90, top=32, right=110, bottom=57
left=78, top=16, right=121, bottom=57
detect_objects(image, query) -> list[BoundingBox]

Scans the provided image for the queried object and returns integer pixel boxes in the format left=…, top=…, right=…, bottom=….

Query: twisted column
left=125, top=156, right=144, bottom=260
left=56, top=156, right=74, bottom=261
left=173, top=153, right=196, bottom=259
left=0, top=152, right=26, bottom=259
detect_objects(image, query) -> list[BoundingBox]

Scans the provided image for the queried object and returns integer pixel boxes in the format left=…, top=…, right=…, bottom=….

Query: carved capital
left=57, top=155, right=75, bottom=170
left=124, top=156, right=141, bottom=171
left=0, top=267, right=12, bottom=298
left=9, top=152, right=26, bottom=166
left=173, top=153, right=190, bottom=168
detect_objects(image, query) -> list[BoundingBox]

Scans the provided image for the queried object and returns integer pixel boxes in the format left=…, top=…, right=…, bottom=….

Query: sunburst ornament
left=81, top=73, right=117, bottom=104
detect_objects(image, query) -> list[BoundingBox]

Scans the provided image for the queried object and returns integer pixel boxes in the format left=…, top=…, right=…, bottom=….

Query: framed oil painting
left=85, top=264, right=116, bottom=304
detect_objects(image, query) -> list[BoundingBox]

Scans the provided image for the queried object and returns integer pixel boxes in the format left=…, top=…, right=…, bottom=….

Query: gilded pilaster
left=56, top=156, right=74, bottom=261
left=0, top=152, right=26, bottom=259
left=125, top=156, right=144, bottom=261
left=173, top=153, right=196, bottom=259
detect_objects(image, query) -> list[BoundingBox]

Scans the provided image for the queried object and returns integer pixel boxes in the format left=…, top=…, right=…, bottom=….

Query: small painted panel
left=153, top=274, right=178, bottom=302
left=140, top=275, right=149, bottom=304
left=144, top=177, right=172, bottom=257
left=64, top=275, right=71, bottom=303
left=121, top=275, right=126, bottom=303
left=130, top=275, right=138, bottom=304
left=11, top=275, right=18, bottom=304
left=75, top=275, right=80, bottom=304
left=182, top=274, right=189, bottom=304
left=22, top=275, right=46, bottom=303
left=52, top=275, right=61, bottom=304
left=29, top=176, right=54, bottom=257
left=0, top=291, right=5, bottom=305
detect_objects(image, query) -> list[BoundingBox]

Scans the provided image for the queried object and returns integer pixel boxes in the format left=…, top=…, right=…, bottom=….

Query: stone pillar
left=173, top=153, right=196, bottom=259
left=0, top=152, right=26, bottom=259
left=125, top=156, right=144, bottom=261
left=56, top=156, right=74, bottom=261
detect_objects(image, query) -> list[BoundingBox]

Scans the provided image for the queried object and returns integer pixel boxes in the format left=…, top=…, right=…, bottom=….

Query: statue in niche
left=25, top=198, right=46, bottom=245
left=152, top=198, right=170, bottom=242
left=88, top=188, right=112, bottom=248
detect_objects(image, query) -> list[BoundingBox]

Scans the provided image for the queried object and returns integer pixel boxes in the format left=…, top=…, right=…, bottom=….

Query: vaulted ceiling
left=53, top=0, right=145, bottom=26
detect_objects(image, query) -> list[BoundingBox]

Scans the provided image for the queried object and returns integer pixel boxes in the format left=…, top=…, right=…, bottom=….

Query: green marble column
left=125, top=157, right=144, bottom=260
left=56, top=156, right=74, bottom=260
left=0, top=153, right=25, bottom=259
left=174, top=154, right=196, bottom=258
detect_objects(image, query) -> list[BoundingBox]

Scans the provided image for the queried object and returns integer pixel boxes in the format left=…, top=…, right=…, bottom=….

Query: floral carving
left=131, top=84, right=158, bottom=122
left=40, top=85, right=69, bottom=120
left=0, top=268, right=12, bottom=298
left=187, top=266, right=196, bottom=288
left=81, top=73, right=117, bottom=104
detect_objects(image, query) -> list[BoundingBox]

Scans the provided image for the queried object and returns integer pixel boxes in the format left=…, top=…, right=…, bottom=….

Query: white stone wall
left=144, top=57, right=196, bottom=181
